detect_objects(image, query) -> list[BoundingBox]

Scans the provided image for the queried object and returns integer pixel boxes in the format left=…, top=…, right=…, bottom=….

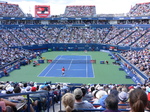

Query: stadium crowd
left=1, top=19, right=149, bottom=25
left=128, top=2, right=150, bottom=17
left=99, top=27, right=149, bottom=48
left=0, top=27, right=149, bottom=48
left=0, top=29, right=22, bottom=47
left=0, top=26, right=149, bottom=79
left=1, top=20, right=111, bottom=25
left=118, top=20, right=149, bottom=24
left=0, top=1, right=150, bottom=112
left=131, top=31, right=150, bottom=48
left=101, top=28, right=124, bottom=44
left=64, top=5, right=96, bottom=17
left=8, top=28, right=35, bottom=46
left=0, top=1, right=149, bottom=18
left=0, top=2, right=25, bottom=17
left=121, top=49, right=150, bottom=76
left=118, top=28, right=147, bottom=46
left=0, top=81, right=150, bottom=111
left=69, top=28, right=96, bottom=43
left=0, top=48, right=35, bottom=65
left=107, top=28, right=137, bottom=45
left=0, top=47, right=37, bottom=73
left=0, top=1, right=149, bottom=20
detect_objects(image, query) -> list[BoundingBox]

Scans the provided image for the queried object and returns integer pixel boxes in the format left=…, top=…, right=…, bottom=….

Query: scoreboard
left=35, top=5, right=50, bottom=18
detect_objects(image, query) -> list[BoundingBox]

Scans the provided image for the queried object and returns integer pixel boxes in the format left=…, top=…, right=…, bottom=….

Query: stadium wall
left=12, top=43, right=143, bottom=52
left=0, top=24, right=150, bottom=29
left=0, top=16, right=150, bottom=20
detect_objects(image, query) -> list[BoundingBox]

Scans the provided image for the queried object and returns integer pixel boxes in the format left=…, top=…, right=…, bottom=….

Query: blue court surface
left=38, top=55, right=94, bottom=78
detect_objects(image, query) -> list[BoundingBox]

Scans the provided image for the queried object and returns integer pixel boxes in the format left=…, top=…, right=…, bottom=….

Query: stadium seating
left=0, top=1, right=150, bottom=112
left=0, top=26, right=149, bottom=97
left=64, top=5, right=96, bottom=17
left=0, top=27, right=149, bottom=47
left=0, top=2, right=25, bottom=17
left=0, top=81, right=149, bottom=112
left=131, top=31, right=150, bottom=48
left=128, top=2, right=150, bottom=16
left=120, top=49, right=150, bottom=77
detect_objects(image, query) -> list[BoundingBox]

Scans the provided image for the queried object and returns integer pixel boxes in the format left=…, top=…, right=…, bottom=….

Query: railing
left=78, top=108, right=130, bottom=111
left=0, top=57, right=24, bottom=70
left=0, top=91, right=54, bottom=112
left=117, top=54, right=147, bottom=84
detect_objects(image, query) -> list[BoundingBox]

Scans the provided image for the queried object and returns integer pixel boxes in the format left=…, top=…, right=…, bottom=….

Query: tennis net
left=50, top=60, right=96, bottom=64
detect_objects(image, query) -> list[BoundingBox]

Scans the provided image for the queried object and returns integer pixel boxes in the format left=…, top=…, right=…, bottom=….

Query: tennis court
left=38, top=55, right=94, bottom=78
left=0, top=51, right=135, bottom=84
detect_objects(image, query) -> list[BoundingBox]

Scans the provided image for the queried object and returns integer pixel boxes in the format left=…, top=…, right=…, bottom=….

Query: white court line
left=44, top=76, right=95, bottom=78
left=68, top=59, right=73, bottom=70
left=90, top=55, right=95, bottom=78
left=71, top=69, right=85, bottom=70
left=38, top=55, right=61, bottom=77
left=43, top=55, right=62, bottom=77
left=86, top=55, right=88, bottom=78
left=56, top=69, right=85, bottom=70
left=37, top=64, right=51, bottom=77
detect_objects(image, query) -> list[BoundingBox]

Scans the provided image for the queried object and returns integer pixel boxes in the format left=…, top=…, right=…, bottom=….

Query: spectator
left=98, top=95, right=108, bottom=109
left=9, top=86, right=26, bottom=101
left=0, top=98, right=27, bottom=111
left=9, top=86, right=34, bottom=112
left=50, top=84, right=60, bottom=104
left=91, top=90, right=99, bottom=102
left=29, top=86, right=43, bottom=111
left=146, top=100, right=150, bottom=112
left=147, top=88, right=150, bottom=101
left=118, top=91, right=129, bottom=111
left=102, top=94, right=121, bottom=112
left=129, top=88, right=148, bottom=112
left=0, top=100, right=13, bottom=112
left=93, top=90, right=107, bottom=104
left=5, top=86, right=14, bottom=94
left=80, top=87, right=92, bottom=102
left=73, top=88, right=94, bottom=110
left=59, top=93, right=83, bottom=112
left=61, top=83, right=70, bottom=95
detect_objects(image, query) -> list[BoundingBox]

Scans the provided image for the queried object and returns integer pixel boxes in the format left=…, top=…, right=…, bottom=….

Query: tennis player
left=62, top=67, right=65, bottom=76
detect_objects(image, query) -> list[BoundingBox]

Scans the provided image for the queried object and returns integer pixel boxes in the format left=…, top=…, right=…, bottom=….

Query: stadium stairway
left=105, top=29, right=126, bottom=43
left=131, top=29, right=149, bottom=47
left=7, top=29, right=22, bottom=45
left=117, top=29, right=137, bottom=45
